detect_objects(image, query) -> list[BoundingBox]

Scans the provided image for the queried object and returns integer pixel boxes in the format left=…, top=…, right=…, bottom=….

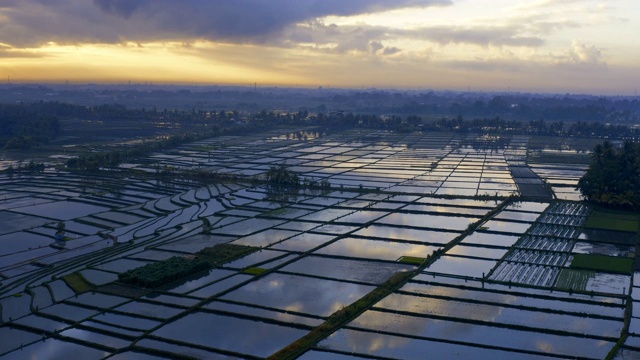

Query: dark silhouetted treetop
left=577, top=140, right=640, bottom=209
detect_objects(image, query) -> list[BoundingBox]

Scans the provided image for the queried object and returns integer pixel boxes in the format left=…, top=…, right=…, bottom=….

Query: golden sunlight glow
left=1, top=1, right=639, bottom=93
left=1, top=42, right=306, bottom=85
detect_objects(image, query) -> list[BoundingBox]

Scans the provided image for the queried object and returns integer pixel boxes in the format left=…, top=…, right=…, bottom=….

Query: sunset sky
left=1, top=0, right=639, bottom=94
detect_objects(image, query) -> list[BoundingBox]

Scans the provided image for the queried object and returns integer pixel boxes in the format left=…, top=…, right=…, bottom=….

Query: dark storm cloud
left=0, top=0, right=451, bottom=46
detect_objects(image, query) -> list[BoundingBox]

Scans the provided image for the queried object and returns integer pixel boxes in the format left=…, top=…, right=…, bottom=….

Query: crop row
left=505, top=250, right=568, bottom=267
left=528, top=224, right=579, bottom=239
left=490, top=262, right=560, bottom=287
left=546, top=202, right=589, bottom=217
left=538, top=214, right=585, bottom=226
left=516, top=235, right=574, bottom=252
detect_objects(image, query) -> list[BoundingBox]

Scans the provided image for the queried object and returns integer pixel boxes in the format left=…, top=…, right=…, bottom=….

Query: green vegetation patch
left=244, top=267, right=268, bottom=276
left=554, top=268, right=594, bottom=291
left=119, top=256, right=209, bottom=288
left=197, top=244, right=258, bottom=266
left=528, top=152, right=591, bottom=165
left=397, top=256, right=426, bottom=265
left=262, top=207, right=290, bottom=217
left=585, top=208, right=640, bottom=233
left=570, top=254, right=633, bottom=274
left=62, top=272, right=93, bottom=294
left=119, top=244, right=257, bottom=288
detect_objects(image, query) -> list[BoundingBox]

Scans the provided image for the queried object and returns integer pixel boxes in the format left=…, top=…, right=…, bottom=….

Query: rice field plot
left=374, top=293, right=622, bottom=338
left=573, top=241, right=635, bottom=257
left=220, top=272, right=376, bottom=317
left=312, top=328, right=556, bottom=360
left=156, top=268, right=235, bottom=294
left=444, top=244, right=510, bottom=260
left=504, top=201, right=549, bottom=213
left=65, top=291, right=129, bottom=309
left=556, top=269, right=632, bottom=295
left=492, top=210, right=541, bottom=222
left=344, top=309, right=616, bottom=359
left=270, top=232, right=337, bottom=252
left=278, top=255, right=415, bottom=285
left=400, top=281, right=625, bottom=318
left=353, top=224, right=460, bottom=246
left=314, top=237, right=440, bottom=261
left=0, top=211, right=49, bottom=235
left=11, top=200, right=111, bottom=221
left=150, top=311, right=309, bottom=358
left=425, top=255, right=498, bottom=278
left=377, top=213, right=480, bottom=232
left=0, top=335, right=112, bottom=359
left=460, top=231, right=520, bottom=247
left=585, top=208, right=640, bottom=233
left=204, top=300, right=324, bottom=328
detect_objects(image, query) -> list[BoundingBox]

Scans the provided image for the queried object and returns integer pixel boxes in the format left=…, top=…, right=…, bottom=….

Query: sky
left=0, top=0, right=639, bottom=95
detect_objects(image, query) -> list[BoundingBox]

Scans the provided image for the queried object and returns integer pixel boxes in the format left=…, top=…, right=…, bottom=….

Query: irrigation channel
left=0, top=130, right=638, bottom=359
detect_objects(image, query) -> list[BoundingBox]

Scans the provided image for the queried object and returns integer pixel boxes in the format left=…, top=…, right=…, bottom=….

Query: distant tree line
left=0, top=103, right=61, bottom=149
left=3, top=100, right=639, bottom=151
left=4, top=100, right=640, bottom=175
left=66, top=127, right=225, bottom=171
left=426, top=116, right=639, bottom=139
left=577, top=141, right=640, bottom=209
left=322, top=112, right=640, bottom=139
left=6, top=161, right=46, bottom=173
left=4, top=85, right=640, bottom=123
left=439, top=95, right=638, bottom=123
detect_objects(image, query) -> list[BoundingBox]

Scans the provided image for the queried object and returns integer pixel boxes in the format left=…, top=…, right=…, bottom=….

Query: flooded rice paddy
left=0, top=130, right=638, bottom=359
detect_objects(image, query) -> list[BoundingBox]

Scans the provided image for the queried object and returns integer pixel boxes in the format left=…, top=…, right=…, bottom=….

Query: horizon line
left=1, top=81, right=638, bottom=98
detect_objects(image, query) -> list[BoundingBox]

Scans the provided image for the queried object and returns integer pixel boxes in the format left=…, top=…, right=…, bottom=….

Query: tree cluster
left=66, top=126, right=223, bottom=171
left=119, top=256, right=209, bottom=288
left=0, top=104, right=61, bottom=149
left=577, top=141, right=640, bottom=209
left=6, top=161, right=46, bottom=173
left=265, top=164, right=301, bottom=186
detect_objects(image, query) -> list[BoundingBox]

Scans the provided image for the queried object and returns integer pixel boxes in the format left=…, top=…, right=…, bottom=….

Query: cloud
left=446, top=59, right=526, bottom=73
left=544, top=40, right=607, bottom=68
left=281, top=21, right=545, bottom=57
left=0, top=0, right=451, bottom=47
left=567, top=40, right=605, bottom=65
left=404, top=26, right=545, bottom=47
left=94, top=0, right=148, bottom=19
left=0, top=49, right=44, bottom=59
left=369, top=41, right=384, bottom=54
left=383, top=47, right=401, bottom=56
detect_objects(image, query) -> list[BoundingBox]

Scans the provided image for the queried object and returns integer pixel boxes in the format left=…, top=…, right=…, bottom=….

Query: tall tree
left=578, top=141, right=640, bottom=209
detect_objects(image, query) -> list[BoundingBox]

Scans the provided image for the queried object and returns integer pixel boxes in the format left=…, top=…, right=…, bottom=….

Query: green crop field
left=569, top=254, right=634, bottom=274
left=585, top=208, right=640, bottom=233
left=555, top=269, right=595, bottom=291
